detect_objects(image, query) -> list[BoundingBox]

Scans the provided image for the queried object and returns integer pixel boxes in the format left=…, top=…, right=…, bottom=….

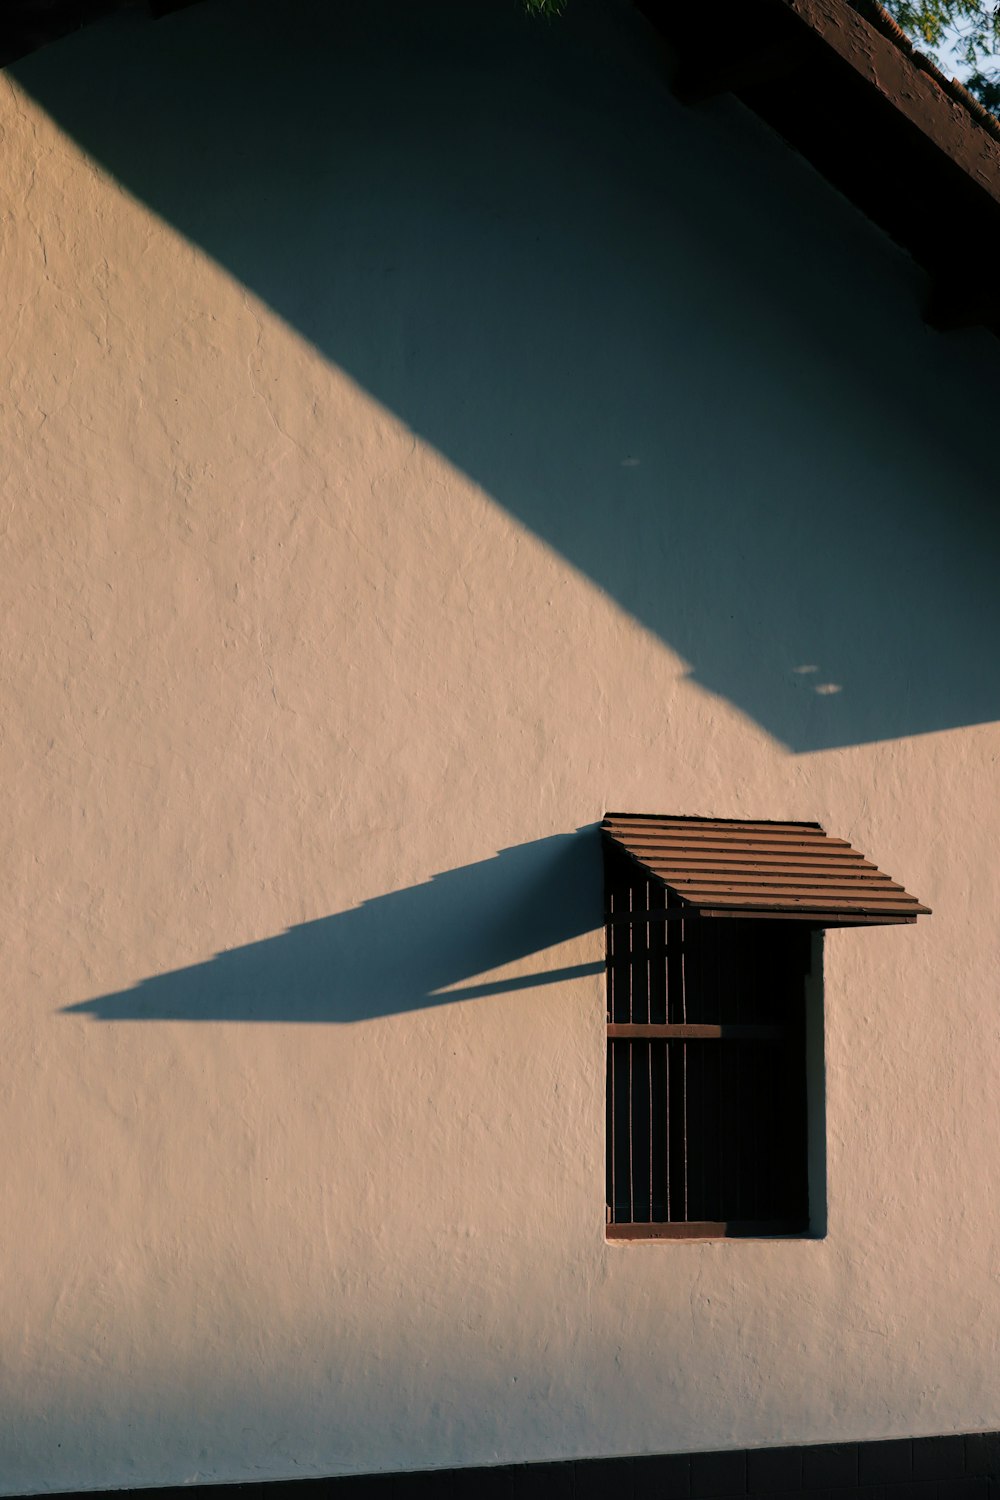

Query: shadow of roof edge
left=6, top=0, right=1000, bottom=337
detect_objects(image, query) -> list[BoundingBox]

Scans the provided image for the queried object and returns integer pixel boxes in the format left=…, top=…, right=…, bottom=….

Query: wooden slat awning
left=602, top=813, right=931, bottom=925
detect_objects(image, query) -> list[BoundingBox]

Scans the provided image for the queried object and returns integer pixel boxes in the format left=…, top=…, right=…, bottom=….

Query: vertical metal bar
left=678, top=914, right=687, bottom=1220
left=755, top=1044, right=761, bottom=1218
left=699, top=1042, right=706, bottom=1220
left=665, top=1038, right=671, bottom=1221
left=714, top=922, right=721, bottom=1024
left=682, top=1040, right=689, bottom=1220
left=628, top=878, right=634, bottom=1024
left=734, top=925, right=740, bottom=1026
left=717, top=1040, right=724, bottom=1223
left=628, top=880, right=634, bottom=1222
left=665, top=909, right=671, bottom=1220
left=629, top=1038, right=638, bottom=1224
left=607, top=884, right=614, bottom=1024
left=734, top=1039, right=741, bottom=1220
left=608, top=1040, right=614, bottom=1222
left=607, top=884, right=615, bottom=1223
left=650, top=870, right=656, bottom=1218
left=681, top=914, right=688, bottom=1023
left=650, top=1038, right=656, bottom=1224
left=650, top=876, right=656, bottom=1026
left=660, top=1040, right=668, bottom=1222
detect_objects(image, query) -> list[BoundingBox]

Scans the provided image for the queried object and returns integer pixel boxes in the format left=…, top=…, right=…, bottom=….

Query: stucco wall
left=3, top=0, right=1000, bottom=1491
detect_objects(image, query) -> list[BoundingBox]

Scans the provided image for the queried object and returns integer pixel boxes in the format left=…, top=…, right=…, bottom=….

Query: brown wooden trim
left=633, top=870, right=905, bottom=888
left=604, top=830, right=852, bottom=851
left=639, top=875, right=902, bottom=892
left=666, top=891, right=925, bottom=910
left=605, top=829, right=853, bottom=850
left=605, top=905, right=920, bottom=925
left=607, top=1219, right=809, bottom=1240
left=692, top=906, right=917, bottom=918
left=670, top=893, right=922, bottom=909
left=607, top=1023, right=785, bottom=1041
left=609, top=852, right=880, bottom=870
left=606, top=902, right=925, bottom=923
left=603, top=814, right=824, bottom=833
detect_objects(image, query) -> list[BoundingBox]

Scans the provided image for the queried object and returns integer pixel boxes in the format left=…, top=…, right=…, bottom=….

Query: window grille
left=605, top=843, right=809, bottom=1238
left=602, top=814, right=929, bottom=1241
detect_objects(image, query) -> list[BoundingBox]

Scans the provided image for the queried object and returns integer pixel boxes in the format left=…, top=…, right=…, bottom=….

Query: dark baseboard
left=32, top=1432, right=1000, bottom=1500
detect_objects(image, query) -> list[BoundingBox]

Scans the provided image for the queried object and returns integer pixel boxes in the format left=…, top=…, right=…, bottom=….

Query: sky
left=932, top=20, right=1000, bottom=85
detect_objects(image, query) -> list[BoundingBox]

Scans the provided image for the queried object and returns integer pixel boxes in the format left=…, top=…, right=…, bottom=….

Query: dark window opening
left=604, top=842, right=812, bottom=1240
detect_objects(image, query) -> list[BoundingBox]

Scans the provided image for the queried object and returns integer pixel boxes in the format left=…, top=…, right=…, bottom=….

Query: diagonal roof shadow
left=64, top=830, right=604, bottom=1022
left=11, top=0, right=1000, bottom=751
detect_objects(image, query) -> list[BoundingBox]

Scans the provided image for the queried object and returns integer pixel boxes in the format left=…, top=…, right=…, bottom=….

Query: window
left=602, top=814, right=930, bottom=1241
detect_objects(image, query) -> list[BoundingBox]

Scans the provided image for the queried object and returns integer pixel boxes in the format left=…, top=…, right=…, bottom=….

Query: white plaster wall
left=2, top=0, right=1000, bottom=1490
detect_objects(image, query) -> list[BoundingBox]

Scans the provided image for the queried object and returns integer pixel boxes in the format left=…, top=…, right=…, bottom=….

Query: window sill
left=606, top=1219, right=810, bottom=1241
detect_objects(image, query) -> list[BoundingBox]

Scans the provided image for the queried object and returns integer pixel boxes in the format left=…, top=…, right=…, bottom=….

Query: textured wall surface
left=2, top=0, right=999, bottom=1492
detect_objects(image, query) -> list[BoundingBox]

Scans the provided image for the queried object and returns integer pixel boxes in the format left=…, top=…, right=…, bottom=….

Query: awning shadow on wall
left=11, top=0, right=1000, bottom=752
left=63, top=829, right=603, bottom=1022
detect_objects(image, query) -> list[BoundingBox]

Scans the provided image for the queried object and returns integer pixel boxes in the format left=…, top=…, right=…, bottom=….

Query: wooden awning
left=602, top=813, right=931, bottom=925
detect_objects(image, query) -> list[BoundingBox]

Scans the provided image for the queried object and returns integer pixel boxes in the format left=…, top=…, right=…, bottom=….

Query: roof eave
left=637, top=0, right=1000, bottom=337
